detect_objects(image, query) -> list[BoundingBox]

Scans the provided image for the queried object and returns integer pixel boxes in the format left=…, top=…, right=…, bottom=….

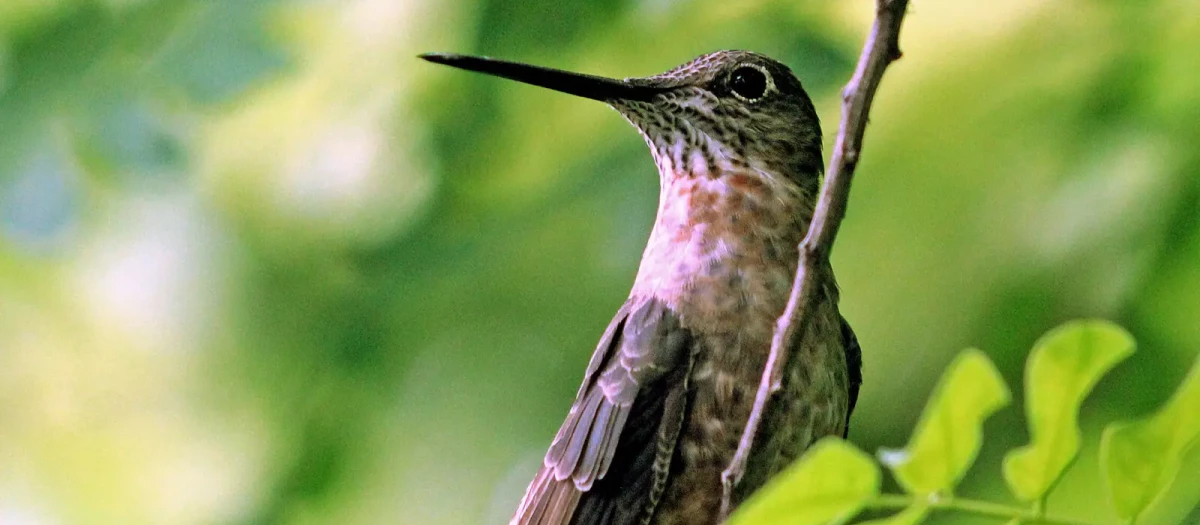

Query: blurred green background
left=1, top=0, right=1198, bottom=524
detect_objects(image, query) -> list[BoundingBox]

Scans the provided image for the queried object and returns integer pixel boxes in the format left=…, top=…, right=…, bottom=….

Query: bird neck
left=629, top=169, right=815, bottom=324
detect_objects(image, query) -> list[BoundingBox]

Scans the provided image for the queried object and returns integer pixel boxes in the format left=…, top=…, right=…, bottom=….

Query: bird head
left=420, top=50, right=824, bottom=191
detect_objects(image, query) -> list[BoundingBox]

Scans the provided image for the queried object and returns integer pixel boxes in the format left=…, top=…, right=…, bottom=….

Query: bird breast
left=629, top=171, right=810, bottom=338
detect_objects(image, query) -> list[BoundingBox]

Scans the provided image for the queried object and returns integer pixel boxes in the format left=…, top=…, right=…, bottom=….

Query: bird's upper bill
left=418, top=53, right=668, bottom=103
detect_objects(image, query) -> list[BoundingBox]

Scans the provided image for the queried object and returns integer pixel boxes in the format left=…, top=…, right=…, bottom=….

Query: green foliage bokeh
left=1, top=1, right=1198, bottom=525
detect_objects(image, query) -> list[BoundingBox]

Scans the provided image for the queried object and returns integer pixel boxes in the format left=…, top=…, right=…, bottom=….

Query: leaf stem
left=869, top=494, right=1102, bottom=525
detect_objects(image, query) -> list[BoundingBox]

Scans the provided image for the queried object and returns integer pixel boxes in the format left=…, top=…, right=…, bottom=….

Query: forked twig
left=719, top=0, right=910, bottom=518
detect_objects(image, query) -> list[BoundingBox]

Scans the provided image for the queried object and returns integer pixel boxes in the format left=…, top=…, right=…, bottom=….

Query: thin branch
left=869, top=494, right=1102, bottom=525
left=719, top=0, right=910, bottom=518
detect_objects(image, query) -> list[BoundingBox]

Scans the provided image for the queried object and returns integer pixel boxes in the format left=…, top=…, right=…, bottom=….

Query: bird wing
left=512, top=297, right=696, bottom=525
left=839, top=315, right=862, bottom=437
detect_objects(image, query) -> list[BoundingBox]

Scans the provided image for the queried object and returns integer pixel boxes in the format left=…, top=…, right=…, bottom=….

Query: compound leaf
left=1101, top=355, right=1200, bottom=520
left=1003, top=320, right=1135, bottom=501
left=880, top=349, right=1011, bottom=496
left=728, top=438, right=879, bottom=525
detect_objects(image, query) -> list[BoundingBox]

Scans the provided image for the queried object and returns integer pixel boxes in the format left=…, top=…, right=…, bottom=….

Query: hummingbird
left=420, top=50, right=861, bottom=525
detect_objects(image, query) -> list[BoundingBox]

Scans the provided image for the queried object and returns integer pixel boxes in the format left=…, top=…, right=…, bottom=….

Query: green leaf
left=854, top=504, right=929, bottom=525
left=727, top=438, right=879, bottom=525
left=1100, top=354, right=1200, bottom=521
left=1003, top=320, right=1135, bottom=501
left=880, top=349, right=1011, bottom=496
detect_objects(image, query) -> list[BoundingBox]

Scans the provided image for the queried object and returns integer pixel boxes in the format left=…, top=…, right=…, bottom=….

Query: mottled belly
left=649, top=293, right=849, bottom=525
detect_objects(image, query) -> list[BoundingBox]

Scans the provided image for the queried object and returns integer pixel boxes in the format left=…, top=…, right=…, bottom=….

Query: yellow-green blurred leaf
left=1003, top=320, right=1135, bottom=501
left=854, top=504, right=929, bottom=525
left=727, top=438, right=879, bottom=525
left=881, top=349, right=1011, bottom=496
left=1100, top=354, right=1200, bottom=521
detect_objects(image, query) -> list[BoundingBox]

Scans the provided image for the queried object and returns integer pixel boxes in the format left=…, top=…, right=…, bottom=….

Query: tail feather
left=511, top=467, right=583, bottom=525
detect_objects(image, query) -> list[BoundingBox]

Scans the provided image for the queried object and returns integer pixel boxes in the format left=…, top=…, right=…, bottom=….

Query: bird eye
left=728, top=65, right=770, bottom=102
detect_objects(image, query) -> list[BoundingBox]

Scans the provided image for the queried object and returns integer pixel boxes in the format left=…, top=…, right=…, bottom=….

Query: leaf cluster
left=729, top=320, right=1200, bottom=525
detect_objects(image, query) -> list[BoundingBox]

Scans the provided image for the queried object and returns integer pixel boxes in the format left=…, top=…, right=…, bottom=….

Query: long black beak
left=419, top=53, right=664, bottom=102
